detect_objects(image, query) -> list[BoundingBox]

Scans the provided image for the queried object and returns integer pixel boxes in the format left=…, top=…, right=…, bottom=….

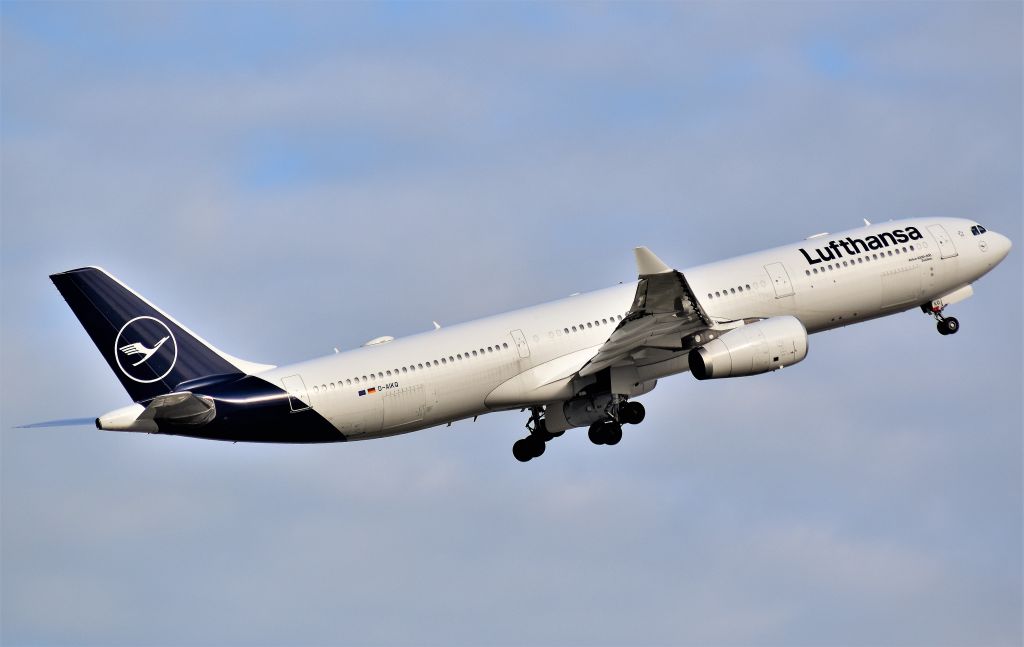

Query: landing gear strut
left=926, top=303, right=960, bottom=336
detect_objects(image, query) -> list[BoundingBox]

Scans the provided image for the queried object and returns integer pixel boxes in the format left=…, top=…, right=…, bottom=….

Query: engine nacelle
left=689, top=316, right=808, bottom=380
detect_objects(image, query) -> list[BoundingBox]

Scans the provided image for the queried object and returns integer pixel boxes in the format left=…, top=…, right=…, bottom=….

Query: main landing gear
left=512, top=407, right=563, bottom=463
left=511, top=400, right=646, bottom=462
left=588, top=401, right=644, bottom=446
left=925, top=303, right=960, bottom=336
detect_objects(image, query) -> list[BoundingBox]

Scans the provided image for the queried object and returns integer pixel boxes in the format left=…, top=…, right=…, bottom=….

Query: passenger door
left=510, top=329, right=531, bottom=358
left=928, top=225, right=959, bottom=259
left=280, top=374, right=310, bottom=412
left=763, top=263, right=795, bottom=298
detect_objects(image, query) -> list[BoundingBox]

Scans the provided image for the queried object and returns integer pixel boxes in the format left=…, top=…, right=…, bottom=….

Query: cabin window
left=746, top=284, right=751, bottom=290
left=503, top=343, right=509, bottom=349
left=715, top=291, right=721, bottom=297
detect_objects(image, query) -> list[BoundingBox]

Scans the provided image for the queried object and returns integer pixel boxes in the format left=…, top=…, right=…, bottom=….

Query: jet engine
left=689, top=316, right=808, bottom=380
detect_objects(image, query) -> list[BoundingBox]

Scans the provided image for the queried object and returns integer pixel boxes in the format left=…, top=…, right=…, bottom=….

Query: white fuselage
left=259, top=217, right=1009, bottom=441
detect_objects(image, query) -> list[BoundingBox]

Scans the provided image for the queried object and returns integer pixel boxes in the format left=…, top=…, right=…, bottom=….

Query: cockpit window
left=971, top=225, right=988, bottom=236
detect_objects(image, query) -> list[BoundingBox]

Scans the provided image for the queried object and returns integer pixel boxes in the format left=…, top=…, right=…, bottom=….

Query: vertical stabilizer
left=50, top=267, right=273, bottom=402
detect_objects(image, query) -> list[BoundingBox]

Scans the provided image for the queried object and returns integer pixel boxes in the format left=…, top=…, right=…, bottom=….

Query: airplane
left=41, top=217, right=1010, bottom=462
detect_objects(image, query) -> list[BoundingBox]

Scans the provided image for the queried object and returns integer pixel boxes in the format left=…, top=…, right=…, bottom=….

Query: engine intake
left=689, top=316, right=808, bottom=380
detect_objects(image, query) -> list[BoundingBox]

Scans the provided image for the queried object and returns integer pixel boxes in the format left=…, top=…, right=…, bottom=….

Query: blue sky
left=2, top=3, right=1021, bottom=646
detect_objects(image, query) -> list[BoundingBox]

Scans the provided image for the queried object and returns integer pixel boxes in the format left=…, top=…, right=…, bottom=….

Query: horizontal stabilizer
left=16, top=417, right=96, bottom=429
left=97, top=392, right=216, bottom=432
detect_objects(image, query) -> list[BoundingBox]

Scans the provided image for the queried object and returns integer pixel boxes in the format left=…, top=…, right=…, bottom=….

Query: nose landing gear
left=924, top=303, right=960, bottom=336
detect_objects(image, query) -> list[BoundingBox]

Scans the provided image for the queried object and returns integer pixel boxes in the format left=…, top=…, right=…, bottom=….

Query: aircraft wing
left=577, top=247, right=711, bottom=378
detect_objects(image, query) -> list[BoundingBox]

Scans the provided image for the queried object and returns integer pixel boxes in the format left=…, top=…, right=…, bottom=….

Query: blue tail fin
left=50, top=267, right=272, bottom=402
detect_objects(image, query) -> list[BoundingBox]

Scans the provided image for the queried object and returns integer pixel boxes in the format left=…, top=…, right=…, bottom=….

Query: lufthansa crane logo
left=113, top=316, right=178, bottom=383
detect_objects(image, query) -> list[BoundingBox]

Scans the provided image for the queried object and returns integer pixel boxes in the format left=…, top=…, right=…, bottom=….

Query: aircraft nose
left=992, top=231, right=1012, bottom=262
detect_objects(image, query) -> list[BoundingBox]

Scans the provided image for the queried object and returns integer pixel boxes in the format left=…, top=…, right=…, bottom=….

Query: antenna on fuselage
left=432, top=321, right=441, bottom=330
left=863, top=218, right=872, bottom=226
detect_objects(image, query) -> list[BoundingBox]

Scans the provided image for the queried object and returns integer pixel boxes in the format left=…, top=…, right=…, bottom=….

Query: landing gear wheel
left=604, top=422, right=623, bottom=446
left=937, top=320, right=948, bottom=335
left=621, top=401, right=646, bottom=425
left=527, top=435, right=546, bottom=458
left=513, top=439, right=534, bottom=462
left=588, top=421, right=607, bottom=445
left=944, top=317, right=959, bottom=335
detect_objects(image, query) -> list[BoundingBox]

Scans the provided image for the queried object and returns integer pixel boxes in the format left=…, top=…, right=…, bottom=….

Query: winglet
left=634, top=247, right=673, bottom=275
